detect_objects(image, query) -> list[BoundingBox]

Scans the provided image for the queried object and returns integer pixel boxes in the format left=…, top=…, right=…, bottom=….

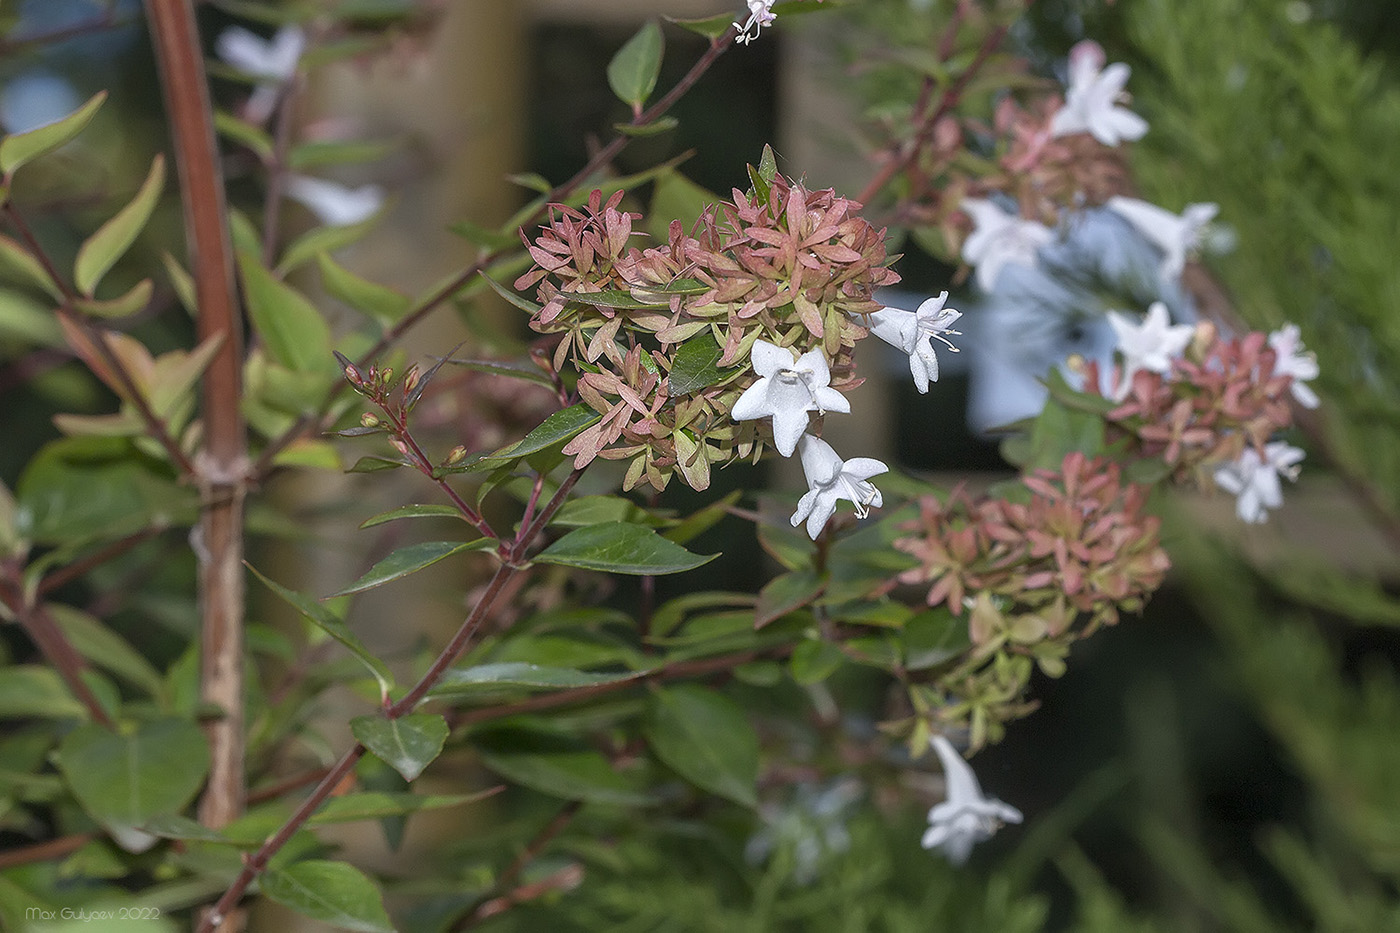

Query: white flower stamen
left=865, top=292, right=962, bottom=393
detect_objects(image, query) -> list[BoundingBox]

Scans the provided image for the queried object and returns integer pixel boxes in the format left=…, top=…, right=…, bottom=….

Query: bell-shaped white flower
left=734, top=0, right=778, bottom=45
left=960, top=199, right=1054, bottom=292
left=1268, top=324, right=1320, bottom=409
left=285, top=175, right=385, bottom=227
left=922, top=735, right=1023, bottom=866
left=1107, top=302, right=1193, bottom=399
left=1049, top=40, right=1148, bottom=146
left=865, top=292, right=962, bottom=394
left=731, top=341, right=851, bottom=457
left=216, top=25, right=306, bottom=124
left=1213, top=441, right=1305, bottom=524
left=1106, top=196, right=1219, bottom=281
left=790, top=435, right=887, bottom=539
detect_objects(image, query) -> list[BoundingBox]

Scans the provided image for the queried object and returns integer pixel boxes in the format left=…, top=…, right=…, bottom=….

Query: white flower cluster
left=957, top=39, right=1322, bottom=527
left=730, top=295, right=961, bottom=539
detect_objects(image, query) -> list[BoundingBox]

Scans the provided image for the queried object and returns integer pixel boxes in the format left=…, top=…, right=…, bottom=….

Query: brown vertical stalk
left=143, top=0, right=250, bottom=830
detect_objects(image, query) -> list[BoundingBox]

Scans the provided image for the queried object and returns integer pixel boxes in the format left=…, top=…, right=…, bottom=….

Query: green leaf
left=239, top=253, right=335, bottom=375
left=213, top=110, right=274, bottom=161
left=754, top=570, right=825, bottom=629
left=358, top=503, right=464, bottom=528
left=561, top=287, right=669, bottom=310
left=248, top=564, right=394, bottom=696
left=49, top=604, right=165, bottom=699
left=277, top=213, right=382, bottom=276
left=329, top=538, right=496, bottom=597
left=903, top=608, right=971, bottom=670
left=484, top=404, right=601, bottom=462
left=645, top=685, right=758, bottom=807
left=536, top=522, right=716, bottom=576
left=0, top=286, right=63, bottom=346
left=614, top=115, right=679, bottom=137
left=607, top=20, right=664, bottom=109
left=789, top=639, right=845, bottom=685
left=0, top=90, right=105, bottom=176
left=475, top=730, right=653, bottom=806
left=667, top=329, right=740, bottom=396
left=73, top=278, right=153, bottom=318
left=57, top=718, right=210, bottom=842
left=350, top=714, right=450, bottom=782
left=748, top=144, right=779, bottom=201
left=0, top=666, right=87, bottom=720
left=446, top=356, right=554, bottom=388
left=431, top=662, right=642, bottom=696
left=309, top=789, right=496, bottom=824
left=648, top=170, right=720, bottom=239
left=667, top=12, right=735, bottom=40
left=290, top=138, right=396, bottom=171
left=480, top=272, right=543, bottom=314
left=260, top=860, right=394, bottom=933
left=0, top=233, right=62, bottom=298
left=317, top=252, right=410, bottom=324
left=550, top=494, right=654, bottom=528
left=73, top=155, right=165, bottom=296
left=347, top=455, right=410, bottom=473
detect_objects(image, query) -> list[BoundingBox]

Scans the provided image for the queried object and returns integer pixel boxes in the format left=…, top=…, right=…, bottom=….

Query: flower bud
left=445, top=445, right=467, bottom=464
left=360, top=412, right=380, bottom=427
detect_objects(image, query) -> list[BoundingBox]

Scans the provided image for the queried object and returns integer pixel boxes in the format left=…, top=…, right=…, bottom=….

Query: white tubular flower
left=1107, top=301, right=1193, bottom=399
left=865, top=292, right=962, bottom=394
left=1106, top=196, right=1219, bottom=281
left=1213, top=441, right=1305, bottom=524
left=960, top=199, right=1054, bottom=292
left=285, top=175, right=385, bottom=227
left=734, top=0, right=778, bottom=45
left=1268, top=324, right=1321, bottom=409
left=216, top=25, right=306, bottom=124
left=731, top=340, right=851, bottom=457
left=790, top=436, right=887, bottom=540
left=1049, top=40, right=1149, bottom=146
left=922, top=735, right=1023, bottom=866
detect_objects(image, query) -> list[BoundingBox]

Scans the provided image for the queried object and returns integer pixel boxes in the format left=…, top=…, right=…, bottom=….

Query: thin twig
left=0, top=833, right=96, bottom=871
left=454, top=801, right=583, bottom=931
left=37, top=527, right=164, bottom=597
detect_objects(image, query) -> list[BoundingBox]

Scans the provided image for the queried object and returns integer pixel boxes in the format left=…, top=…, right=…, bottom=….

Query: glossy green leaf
left=0, top=666, right=87, bottom=719
left=57, top=718, right=210, bottom=839
left=350, top=714, right=450, bottom=782
left=536, top=522, right=716, bottom=576
left=754, top=570, right=825, bottom=629
left=614, top=115, right=679, bottom=137
left=484, top=404, right=601, bottom=462
left=0, top=233, right=61, bottom=298
left=476, top=730, right=652, bottom=806
left=561, top=288, right=668, bottom=310
left=645, top=685, right=758, bottom=807
left=358, top=503, right=464, bottom=528
left=240, top=254, right=335, bottom=375
left=260, top=860, right=394, bottom=933
left=329, top=538, right=496, bottom=597
left=789, top=639, right=845, bottom=685
left=550, top=494, right=654, bottom=528
left=431, top=662, right=642, bottom=696
left=903, top=608, right=971, bottom=670
left=248, top=564, right=394, bottom=696
left=347, top=455, right=410, bottom=473
left=276, top=213, right=381, bottom=276
left=317, top=252, right=410, bottom=324
left=73, top=278, right=153, bottom=319
left=0, top=90, right=105, bottom=176
left=446, top=356, right=554, bottom=387
left=607, top=20, right=664, bottom=109
left=74, top=155, right=165, bottom=296
left=309, top=789, right=496, bottom=824
left=668, top=330, right=739, bottom=396
left=49, top=604, right=165, bottom=698
left=667, top=12, right=735, bottom=40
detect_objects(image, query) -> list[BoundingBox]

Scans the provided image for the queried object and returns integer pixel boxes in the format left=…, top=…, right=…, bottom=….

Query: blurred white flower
left=745, top=780, right=862, bottom=885
left=1268, top=324, right=1320, bottom=408
left=284, top=175, right=385, bottom=227
left=1107, top=301, right=1193, bottom=398
left=734, top=0, right=777, bottom=45
left=865, top=292, right=962, bottom=393
left=216, top=24, right=305, bottom=123
left=1050, top=40, right=1148, bottom=146
left=960, top=198, right=1054, bottom=292
left=731, top=340, right=850, bottom=457
left=1106, top=196, right=1219, bottom=281
left=922, top=735, right=1022, bottom=866
left=790, top=435, right=887, bottom=539
left=1213, top=441, right=1305, bottom=524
